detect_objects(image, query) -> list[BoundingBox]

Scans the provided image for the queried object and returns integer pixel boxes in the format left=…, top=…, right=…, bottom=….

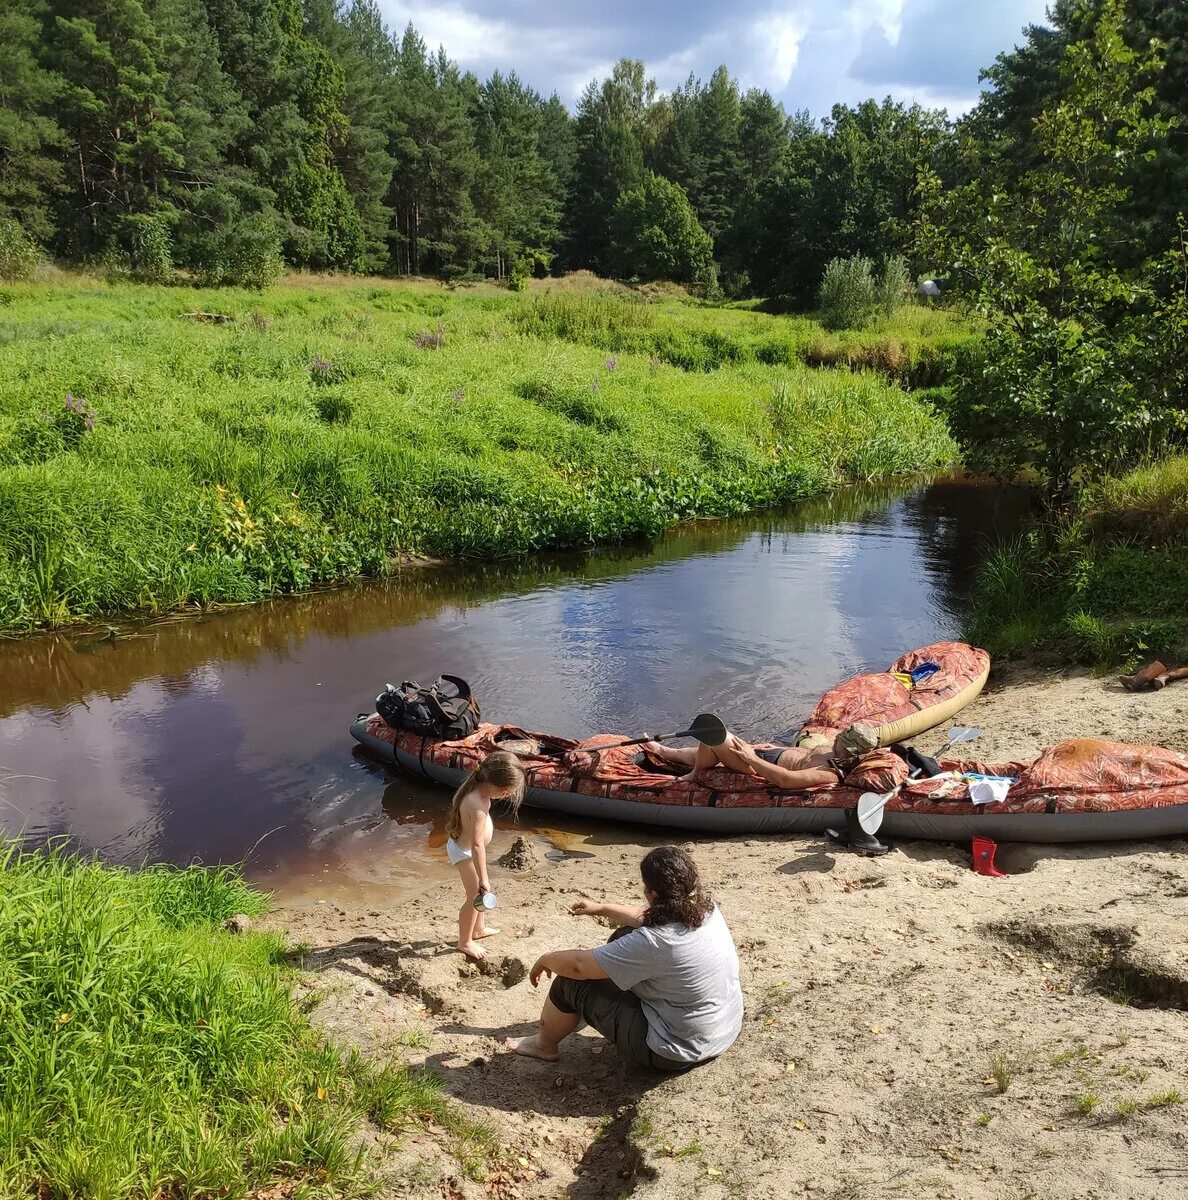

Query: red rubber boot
left=971, top=835, right=1005, bottom=877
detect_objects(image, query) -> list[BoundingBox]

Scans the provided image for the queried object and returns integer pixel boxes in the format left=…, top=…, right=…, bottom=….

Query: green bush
left=0, top=217, right=40, bottom=282
left=125, top=214, right=173, bottom=283
left=818, top=255, right=878, bottom=331
left=875, top=254, right=910, bottom=315
left=192, top=215, right=285, bottom=289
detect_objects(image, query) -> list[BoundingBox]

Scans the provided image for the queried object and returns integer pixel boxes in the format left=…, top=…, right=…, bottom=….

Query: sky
left=374, top=0, right=1054, bottom=118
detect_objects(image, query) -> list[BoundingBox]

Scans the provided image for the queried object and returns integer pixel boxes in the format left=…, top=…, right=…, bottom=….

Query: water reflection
left=0, top=477, right=1031, bottom=894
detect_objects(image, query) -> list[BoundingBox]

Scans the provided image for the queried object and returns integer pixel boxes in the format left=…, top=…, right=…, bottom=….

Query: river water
left=0, top=477, right=1028, bottom=899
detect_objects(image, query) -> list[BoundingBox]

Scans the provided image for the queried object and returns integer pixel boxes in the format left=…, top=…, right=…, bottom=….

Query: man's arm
left=529, top=949, right=610, bottom=987
left=737, top=746, right=840, bottom=791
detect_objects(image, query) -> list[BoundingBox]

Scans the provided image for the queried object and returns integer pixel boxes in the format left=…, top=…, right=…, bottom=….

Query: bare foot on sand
left=505, top=1034, right=559, bottom=1061
left=474, top=926, right=501, bottom=939
left=459, top=940, right=487, bottom=962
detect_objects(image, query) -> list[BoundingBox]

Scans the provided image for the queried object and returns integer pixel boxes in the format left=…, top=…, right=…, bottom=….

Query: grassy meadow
left=0, top=275, right=962, bottom=632
left=0, top=841, right=480, bottom=1199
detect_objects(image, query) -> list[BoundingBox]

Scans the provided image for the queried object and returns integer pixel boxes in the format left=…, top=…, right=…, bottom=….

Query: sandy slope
left=265, top=667, right=1188, bottom=1199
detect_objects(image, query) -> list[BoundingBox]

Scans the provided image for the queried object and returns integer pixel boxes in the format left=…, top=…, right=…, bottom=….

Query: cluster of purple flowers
left=605, top=358, right=617, bottom=371
left=452, top=388, right=466, bottom=402
left=309, top=357, right=346, bottom=385
left=64, top=393, right=96, bottom=431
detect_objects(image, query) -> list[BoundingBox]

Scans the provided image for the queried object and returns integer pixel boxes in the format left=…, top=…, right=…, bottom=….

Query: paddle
left=599, top=713, right=728, bottom=751
left=826, top=726, right=982, bottom=855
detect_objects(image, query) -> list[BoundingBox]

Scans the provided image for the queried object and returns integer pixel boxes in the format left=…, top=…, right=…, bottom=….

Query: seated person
left=641, top=721, right=880, bottom=790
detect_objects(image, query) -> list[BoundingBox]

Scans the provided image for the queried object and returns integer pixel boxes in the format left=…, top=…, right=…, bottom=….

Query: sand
left=264, top=666, right=1188, bottom=1199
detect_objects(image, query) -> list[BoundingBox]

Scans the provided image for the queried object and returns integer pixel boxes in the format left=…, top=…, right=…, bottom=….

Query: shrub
left=125, top=214, right=173, bottom=283
left=875, top=254, right=910, bottom=315
left=818, top=255, right=878, bottom=331
left=0, top=217, right=40, bottom=282
left=193, top=215, right=284, bottom=289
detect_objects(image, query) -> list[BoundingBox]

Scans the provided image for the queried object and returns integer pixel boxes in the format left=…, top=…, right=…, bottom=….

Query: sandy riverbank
left=263, top=665, right=1188, bottom=1199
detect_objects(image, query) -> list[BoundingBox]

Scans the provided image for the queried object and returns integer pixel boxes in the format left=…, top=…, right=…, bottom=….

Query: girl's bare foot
left=504, top=1034, right=559, bottom=1061
left=459, top=940, right=487, bottom=962
left=474, top=925, right=501, bottom=939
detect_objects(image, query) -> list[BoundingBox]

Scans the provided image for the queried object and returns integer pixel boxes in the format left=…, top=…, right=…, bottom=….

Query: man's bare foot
left=677, top=771, right=697, bottom=783
left=504, top=1034, right=559, bottom=1061
left=459, top=940, right=487, bottom=962
left=473, top=925, right=501, bottom=939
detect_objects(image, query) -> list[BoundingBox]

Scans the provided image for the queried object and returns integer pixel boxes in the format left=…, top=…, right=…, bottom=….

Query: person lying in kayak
left=505, top=846, right=742, bottom=1070
left=638, top=721, right=880, bottom=789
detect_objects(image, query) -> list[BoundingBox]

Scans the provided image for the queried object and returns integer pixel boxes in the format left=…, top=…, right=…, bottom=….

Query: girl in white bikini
left=445, top=751, right=526, bottom=962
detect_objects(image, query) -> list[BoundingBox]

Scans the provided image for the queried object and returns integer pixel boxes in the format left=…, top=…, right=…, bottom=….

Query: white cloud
left=750, top=11, right=809, bottom=91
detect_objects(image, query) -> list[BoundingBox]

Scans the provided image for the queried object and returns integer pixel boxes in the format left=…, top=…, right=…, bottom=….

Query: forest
left=1, top=0, right=1182, bottom=298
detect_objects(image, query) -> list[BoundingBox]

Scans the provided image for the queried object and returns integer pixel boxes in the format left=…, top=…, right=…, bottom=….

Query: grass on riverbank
left=967, top=456, right=1188, bottom=666
left=0, top=278, right=959, bottom=632
left=0, top=841, right=470, bottom=1199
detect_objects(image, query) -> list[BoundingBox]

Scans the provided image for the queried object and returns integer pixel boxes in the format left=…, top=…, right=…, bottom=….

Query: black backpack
left=375, top=675, right=481, bottom=739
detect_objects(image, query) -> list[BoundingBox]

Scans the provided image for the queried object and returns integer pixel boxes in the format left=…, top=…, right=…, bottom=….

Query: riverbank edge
left=965, top=457, right=1188, bottom=670
left=263, top=662, right=1188, bottom=1200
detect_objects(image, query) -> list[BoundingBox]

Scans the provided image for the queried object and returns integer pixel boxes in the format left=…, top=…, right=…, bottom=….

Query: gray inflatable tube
left=351, top=721, right=1188, bottom=844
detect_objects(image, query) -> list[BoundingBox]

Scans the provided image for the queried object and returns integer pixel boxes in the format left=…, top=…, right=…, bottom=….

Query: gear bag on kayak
left=375, top=675, right=480, bottom=739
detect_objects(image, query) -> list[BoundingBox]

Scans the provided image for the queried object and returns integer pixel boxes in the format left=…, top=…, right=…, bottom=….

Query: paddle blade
left=946, top=726, right=982, bottom=744
left=857, top=791, right=887, bottom=835
left=689, top=713, right=727, bottom=747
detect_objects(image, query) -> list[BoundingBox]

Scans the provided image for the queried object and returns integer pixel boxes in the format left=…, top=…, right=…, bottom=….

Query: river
left=0, top=476, right=1028, bottom=900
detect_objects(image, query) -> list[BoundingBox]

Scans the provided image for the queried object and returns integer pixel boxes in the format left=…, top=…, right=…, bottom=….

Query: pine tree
left=304, top=0, right=395, bottom=272
left=567, top=60, right=653, bottom=273
left=0, top=0, right=65, bottom=243
left=50, top=0, right=184, bottom=260
left=387, top=29, right=482, bottom=276
left=471, top=72, right=561, bottom=277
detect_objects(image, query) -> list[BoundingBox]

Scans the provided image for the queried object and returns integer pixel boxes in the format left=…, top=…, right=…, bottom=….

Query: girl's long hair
left=445, top=751, right=527, bottom=841
left=640, top=846, right=714, bottom=929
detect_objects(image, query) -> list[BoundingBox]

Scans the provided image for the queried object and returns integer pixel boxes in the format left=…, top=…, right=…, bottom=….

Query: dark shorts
left=547, top=929, right=695, bottom=1073
left=755, top=746, right=788, bottom=766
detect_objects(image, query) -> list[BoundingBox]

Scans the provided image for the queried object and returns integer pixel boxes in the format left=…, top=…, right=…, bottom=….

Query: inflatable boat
left=350, top=642, right=1188, bottom=843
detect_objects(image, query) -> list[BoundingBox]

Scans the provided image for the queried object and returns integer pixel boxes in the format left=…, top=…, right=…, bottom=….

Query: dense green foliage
left=0, top=0, right=1185, bottom=312
left=818, top=254, right=909, bottom=332
left=925, top=0, right=1187, bottom=499
left=0, top=279, right=958, bottom=630
left=968, top=456, right=1188, bottom=666
left=612, top=173, right=713, bottom=284
left=0, top=841, right=466, bottom=1198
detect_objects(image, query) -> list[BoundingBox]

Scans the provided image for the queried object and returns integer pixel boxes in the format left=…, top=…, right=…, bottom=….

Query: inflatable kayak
left=350, top=642, right=1188, bottom=842
left=352, top=712, right=1188, bottom=842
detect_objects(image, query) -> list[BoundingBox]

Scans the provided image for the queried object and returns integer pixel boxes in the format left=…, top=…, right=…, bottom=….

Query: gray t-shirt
left=591, top=905, right=743, bottom=1063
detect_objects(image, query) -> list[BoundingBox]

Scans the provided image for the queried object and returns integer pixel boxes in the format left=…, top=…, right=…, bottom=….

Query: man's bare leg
left=642, top=741, right=696, bottom=767
left=505, top=997, right=580, bottom=1061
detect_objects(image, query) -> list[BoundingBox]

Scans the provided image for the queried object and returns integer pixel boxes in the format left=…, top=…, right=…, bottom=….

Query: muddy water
left=0, top=477, right=1029, bottom=899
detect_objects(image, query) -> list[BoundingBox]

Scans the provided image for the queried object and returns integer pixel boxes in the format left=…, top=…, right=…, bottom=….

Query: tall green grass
left=966, top=458, right=1188, bottom=666
left=0, top=278, right=958, bottom=631
left=0, top=842, right=459, bottom=1198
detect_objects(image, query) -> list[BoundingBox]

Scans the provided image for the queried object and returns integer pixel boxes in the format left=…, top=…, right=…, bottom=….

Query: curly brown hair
left=640, top=846, right=714, bottom=929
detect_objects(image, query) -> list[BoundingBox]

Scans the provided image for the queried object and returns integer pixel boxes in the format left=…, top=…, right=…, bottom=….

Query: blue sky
left=374, top=0, right=1053, bottom=117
